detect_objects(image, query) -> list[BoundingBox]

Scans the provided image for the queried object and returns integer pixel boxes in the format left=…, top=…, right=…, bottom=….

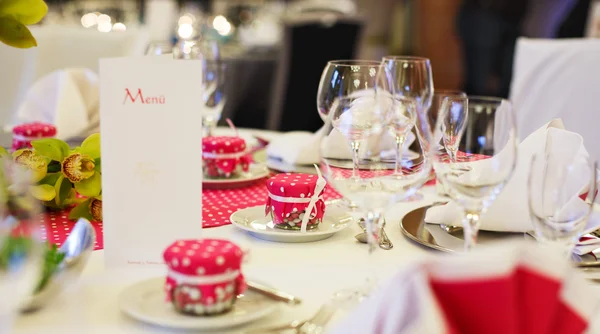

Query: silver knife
left=246, top=281, right=302, bottom=305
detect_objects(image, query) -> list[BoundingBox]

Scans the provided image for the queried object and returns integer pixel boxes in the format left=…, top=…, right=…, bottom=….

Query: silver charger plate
left=203, top=164, right=270, bottom=189
left=230, top=204, right=354, bottom=243
left=400, top=205, right=599, bottom=263
left=119, top=277, right=280, bottom=330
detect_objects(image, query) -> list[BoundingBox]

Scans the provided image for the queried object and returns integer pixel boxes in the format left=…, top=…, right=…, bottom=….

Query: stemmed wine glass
left=0, top=160, right=43, bottom=331
left=317, top=60, right=383, bottom=178
left=320, top=91, right=434, bottom=304
left=440, top=95, right=469, bottom=164
left=201, top=60, right=227, bottom=137
left=432, top=96, right=518, bottom=251
left=430, top=90, right=467, bottom=153
left=528, top=152, right=597, bottom=258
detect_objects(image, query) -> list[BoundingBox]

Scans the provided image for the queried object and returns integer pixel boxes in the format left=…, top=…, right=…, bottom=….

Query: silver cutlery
left=355, top=218, right=393, bottom=250
left=245, top=281, right=302, bottom=305
left=246, top=302, right=336, bottom=333
left=21, top=218, right=95, bottom=313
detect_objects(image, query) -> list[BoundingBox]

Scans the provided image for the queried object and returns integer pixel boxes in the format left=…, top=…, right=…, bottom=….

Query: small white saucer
left=230, top=205, right=354, bottom=243
left=119, top=277, right=279, bottom=331
left=203, top=164, right=270, bottom=189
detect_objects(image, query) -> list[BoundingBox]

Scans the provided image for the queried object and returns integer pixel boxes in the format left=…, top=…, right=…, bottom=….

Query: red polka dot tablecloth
left=41, top=177, right=343, bottom=251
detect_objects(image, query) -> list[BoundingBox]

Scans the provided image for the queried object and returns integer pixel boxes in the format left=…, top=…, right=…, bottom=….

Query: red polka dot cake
left=265, top=172, right=327, bottom=231
left=163, top=239, right=246, bottom=316
left=12, top=122, right=56, bottom=152
left=202, top=136, right=251, bottom=179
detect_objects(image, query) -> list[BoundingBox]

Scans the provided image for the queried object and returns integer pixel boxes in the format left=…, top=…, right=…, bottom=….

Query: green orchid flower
left=0, top=0, right=48, bottom=49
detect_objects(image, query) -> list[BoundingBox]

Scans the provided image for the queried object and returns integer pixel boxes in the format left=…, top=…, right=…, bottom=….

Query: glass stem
left=446, top=147, right=458, bottom=163
left=394, top=135, right=406, bottom=175
left=350, top=140, right=361, bottom=179
left=203, top=118, right=217, bottom=137
left=462, top=210, right=481, bottom=251
left=364, top=211, right=382, bottom=255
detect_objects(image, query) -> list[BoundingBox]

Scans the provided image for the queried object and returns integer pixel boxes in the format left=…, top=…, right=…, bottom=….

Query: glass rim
left=382, top=55, right=430, bottom=63
left=467, top=95, right=511, bottom=104
left=327, top=60, right=382, bottom=67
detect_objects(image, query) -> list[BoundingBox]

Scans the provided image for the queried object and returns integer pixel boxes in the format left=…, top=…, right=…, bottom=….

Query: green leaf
left=80, top=133, right=100, bottom=159
left=0, top=16, right=36, bottom=48
left=54, top=175, right=73, bottom=207
left=74, top=172, right=101, bottom=197
left=94, top=158, right=101, bottom=173
left=29, top=184, right=56, bottom=201
left=31, top=138, right=70, bottom=162
left=39, top=172, right=61, bottom=186
left=0, top=0, right=49, bottom=25
left=68, top=199, right=93, bottom=221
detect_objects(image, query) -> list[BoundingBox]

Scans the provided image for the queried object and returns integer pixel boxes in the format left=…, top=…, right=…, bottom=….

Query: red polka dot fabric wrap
left=163, top=239, right=246, bottom=315
left=12, top=122, right=56, bottom=152
left=265, top=173, right=327, bottom=232
left=202, top=136, right=252, bottom=178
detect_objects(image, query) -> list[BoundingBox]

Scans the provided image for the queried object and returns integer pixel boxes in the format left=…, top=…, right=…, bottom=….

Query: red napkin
left=330, top=241, right=599, bottom=334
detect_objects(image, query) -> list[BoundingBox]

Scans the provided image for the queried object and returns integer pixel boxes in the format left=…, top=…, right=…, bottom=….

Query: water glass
left=528, top=153, right=597, bottom=256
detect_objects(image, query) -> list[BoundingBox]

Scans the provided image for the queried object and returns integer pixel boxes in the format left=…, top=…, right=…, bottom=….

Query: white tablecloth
left=13, top=188, right=440, bottom=333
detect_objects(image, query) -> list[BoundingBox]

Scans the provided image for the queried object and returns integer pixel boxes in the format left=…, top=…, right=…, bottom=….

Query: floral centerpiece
left=10, top=133, right=102, bottom=221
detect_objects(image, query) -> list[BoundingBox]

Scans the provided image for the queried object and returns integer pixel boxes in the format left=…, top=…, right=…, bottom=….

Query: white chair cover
left=509, top=38, right=600, bottom=162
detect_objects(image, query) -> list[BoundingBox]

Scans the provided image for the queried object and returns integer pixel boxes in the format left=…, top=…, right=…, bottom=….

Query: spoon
left=20, top=218, right=95, bottom=312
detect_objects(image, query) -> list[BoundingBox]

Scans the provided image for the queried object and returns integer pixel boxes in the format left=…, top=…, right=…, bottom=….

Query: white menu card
left=100, top=57, right=203, bottom=268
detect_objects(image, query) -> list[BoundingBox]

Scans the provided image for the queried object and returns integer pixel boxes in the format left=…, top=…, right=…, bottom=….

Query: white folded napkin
left=267, top=126, right=416, bottom=165
left=330, top=240, right=600, bottom=334
left=11, top=68, right=99, bottom=140
left=426, top=119, right=600, bottom=254
left=426, top=119, right=596, bottom=231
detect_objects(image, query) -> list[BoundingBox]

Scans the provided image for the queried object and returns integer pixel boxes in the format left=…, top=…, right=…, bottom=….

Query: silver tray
left=400, top=205, right=599, bottom=265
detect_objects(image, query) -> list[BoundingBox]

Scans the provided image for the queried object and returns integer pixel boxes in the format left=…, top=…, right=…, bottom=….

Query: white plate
left=203, top=164, right=270, bottom=189
left=119, top=277, right=279, bottom=331
left=230, top=204, right=354, bottom=242
left=266, top=159, right=318, bottom=174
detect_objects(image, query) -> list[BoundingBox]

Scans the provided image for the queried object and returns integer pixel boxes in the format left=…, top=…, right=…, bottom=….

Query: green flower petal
left=74, top=172, right=101, bottom=197
left=29, top=184, right=55, bottom=201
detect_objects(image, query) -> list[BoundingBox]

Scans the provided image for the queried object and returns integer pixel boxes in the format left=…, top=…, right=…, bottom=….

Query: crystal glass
left=317, top=60, right=382, bottom=123
left=146, top=41, right=174, bottom=56
left=440, top=95, right=469, bottom=163
left=202, top=60, right=227, bottom=137
left=380, top=56, right=434, bottom=113
left=528, top=152, right=597, bottom=257
left=430, top=90, right=467, bottom=153
left=320, top=92, right=433, bottom=303
left=0, top=160, right=43, bottom=330
left=432, top=96, right=518, bottom=251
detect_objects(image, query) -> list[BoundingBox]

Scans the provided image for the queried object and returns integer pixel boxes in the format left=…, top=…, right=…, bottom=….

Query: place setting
left=5, top=2, right=600, bottom=332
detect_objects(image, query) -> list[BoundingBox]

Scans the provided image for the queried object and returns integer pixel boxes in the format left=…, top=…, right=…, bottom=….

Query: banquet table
left=10, top=127, right=600, bottom=333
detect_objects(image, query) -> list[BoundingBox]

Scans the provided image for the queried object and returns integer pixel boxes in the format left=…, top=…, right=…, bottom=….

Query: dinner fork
left=245, top=303, right=336, bottom=334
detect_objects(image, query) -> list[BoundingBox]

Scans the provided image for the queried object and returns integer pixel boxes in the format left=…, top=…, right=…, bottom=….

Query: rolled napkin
left=426, top=119, right=597, bottom=233
left=330, top=240, right=600, bottom=334
left=11, top=68, right=99, bottom=141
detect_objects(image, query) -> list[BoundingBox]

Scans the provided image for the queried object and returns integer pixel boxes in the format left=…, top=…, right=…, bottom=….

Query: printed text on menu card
left=100, top=57, right=203, bottom=268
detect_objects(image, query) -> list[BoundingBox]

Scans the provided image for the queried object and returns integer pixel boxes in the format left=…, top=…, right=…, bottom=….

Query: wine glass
left=432, top=96, right=518, bottom=251
left=430, top=90, right=467, bottom=153
left=380, top=56, right=434, bottom=113
left=317, top=60, right=383, bottom=123
left=320, top=92, right=434, bottom=304
left=201, top=60, right=227, bottom=137
left=0, top=160, right=43, bottom=330
left=384, top=95, right=417, bottom=176
left=146, top=41, right=174, bottom=55
left=528, top=152, right=597, bottom=257
left=440, top=95, right=469, bottom=163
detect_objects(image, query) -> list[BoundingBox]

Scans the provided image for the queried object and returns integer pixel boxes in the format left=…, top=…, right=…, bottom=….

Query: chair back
left=509, top=37, right=600, bottom=161
left=267, top=14, right=364, bottom=131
